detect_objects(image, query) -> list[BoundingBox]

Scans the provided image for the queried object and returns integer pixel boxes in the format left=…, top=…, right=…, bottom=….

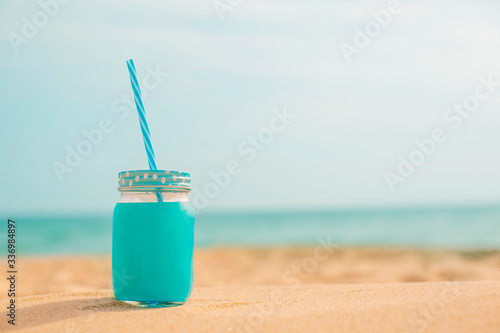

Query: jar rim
left=117, top=169, right=191, bottom=192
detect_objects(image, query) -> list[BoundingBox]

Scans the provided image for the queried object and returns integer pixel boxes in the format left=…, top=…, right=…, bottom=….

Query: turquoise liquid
left=112, top=202, right=194, bottom=304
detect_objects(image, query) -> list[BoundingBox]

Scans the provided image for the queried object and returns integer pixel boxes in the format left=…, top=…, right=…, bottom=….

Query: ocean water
left=6, top=205, right=500, bottom=255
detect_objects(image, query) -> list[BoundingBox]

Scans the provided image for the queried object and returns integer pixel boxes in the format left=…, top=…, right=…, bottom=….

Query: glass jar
left=112, top=170, right=194, bottom=307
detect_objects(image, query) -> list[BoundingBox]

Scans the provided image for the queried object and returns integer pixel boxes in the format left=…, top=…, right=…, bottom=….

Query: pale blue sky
left=1, top=0, right=500, bottom=214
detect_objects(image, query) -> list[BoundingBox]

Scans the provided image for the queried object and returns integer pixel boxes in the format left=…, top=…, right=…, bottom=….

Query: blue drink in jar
left=112, top=170, right=194, bottom=307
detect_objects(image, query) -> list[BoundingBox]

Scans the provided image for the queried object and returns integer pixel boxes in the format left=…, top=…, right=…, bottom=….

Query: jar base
left=118, top=300, right=185, bottom=308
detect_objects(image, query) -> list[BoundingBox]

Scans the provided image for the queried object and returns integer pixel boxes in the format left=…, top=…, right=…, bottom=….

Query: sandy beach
left=2, top=282, right=500, bottom=332
left=4, top=247, right=500, bottom=298
left=2, top=248, right=500, bottom=332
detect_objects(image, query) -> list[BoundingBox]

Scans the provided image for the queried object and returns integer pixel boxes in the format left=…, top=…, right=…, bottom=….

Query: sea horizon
left=4, top=203, right=500, bottom=255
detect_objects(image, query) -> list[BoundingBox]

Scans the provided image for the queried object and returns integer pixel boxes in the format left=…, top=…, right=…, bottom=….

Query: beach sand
left=4, top=247, right=500, bottom=298
left=2, top=248, right=500, bottom=332
left=2, top=282, right=500, bottom=332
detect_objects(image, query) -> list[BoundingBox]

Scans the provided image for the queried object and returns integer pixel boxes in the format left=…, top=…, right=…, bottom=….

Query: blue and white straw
left=126, top=59, right=158, bottom=171
left=126, top=59, right=162, bottom=202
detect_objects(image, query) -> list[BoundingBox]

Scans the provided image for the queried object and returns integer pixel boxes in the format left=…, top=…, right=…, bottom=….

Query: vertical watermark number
left=6, top=219, right=17, bottom=326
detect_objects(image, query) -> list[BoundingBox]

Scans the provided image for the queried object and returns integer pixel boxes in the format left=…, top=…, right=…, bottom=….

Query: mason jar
left=112, top=170, right=194, bottom=307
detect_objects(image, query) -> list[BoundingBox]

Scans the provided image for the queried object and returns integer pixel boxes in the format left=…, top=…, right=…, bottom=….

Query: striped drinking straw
left=126, top=59, right=162, bottom=202
left=126, top=59, right=158, bottom=170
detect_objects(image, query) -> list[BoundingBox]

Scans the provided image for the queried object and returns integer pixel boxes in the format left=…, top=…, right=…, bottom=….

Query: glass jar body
left=112, top=190, right=194, bottom=307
